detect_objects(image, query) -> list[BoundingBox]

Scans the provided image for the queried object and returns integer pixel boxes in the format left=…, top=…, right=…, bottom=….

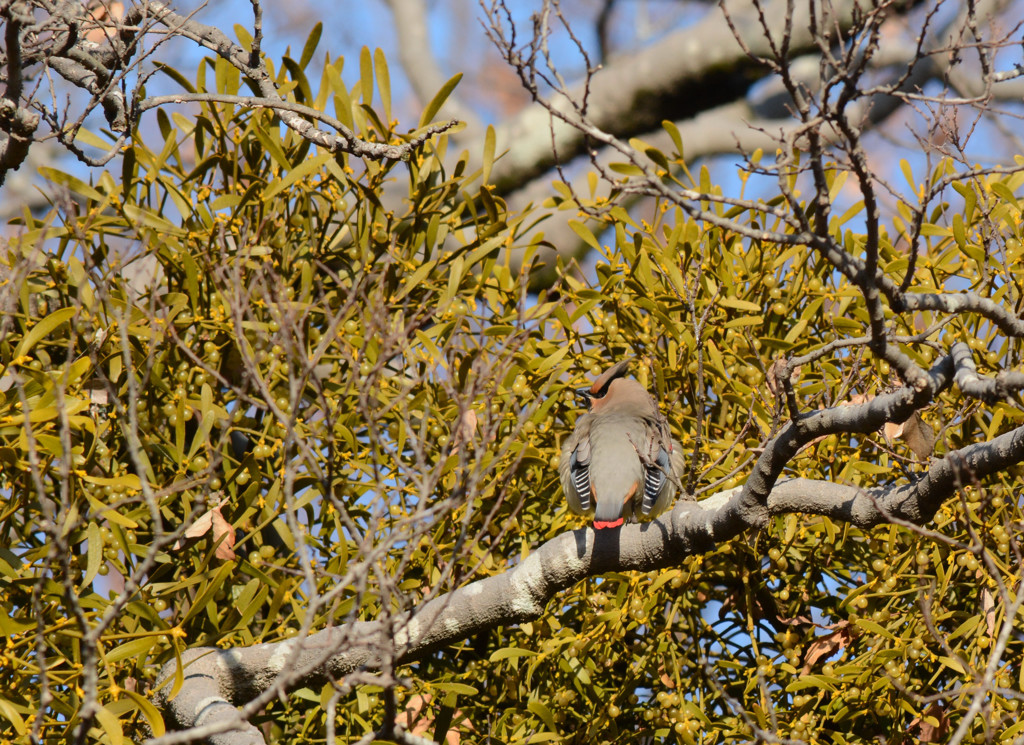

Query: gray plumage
left=559, top=360, right=685, bottom=529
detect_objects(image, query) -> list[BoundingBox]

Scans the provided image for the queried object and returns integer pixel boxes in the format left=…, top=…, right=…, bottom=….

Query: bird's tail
left=593, top=482, right=635, bottom=529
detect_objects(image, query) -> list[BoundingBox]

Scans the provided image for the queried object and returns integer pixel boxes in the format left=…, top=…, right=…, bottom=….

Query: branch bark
left=383, top=0, right=482, bottom=137
left=484, top=0, right=885, bottom=193
left=150, top=387, right=1024, bottom=744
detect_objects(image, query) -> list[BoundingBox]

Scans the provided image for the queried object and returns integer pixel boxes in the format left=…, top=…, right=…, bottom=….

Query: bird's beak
left=574, top=388, right=594, bottom=408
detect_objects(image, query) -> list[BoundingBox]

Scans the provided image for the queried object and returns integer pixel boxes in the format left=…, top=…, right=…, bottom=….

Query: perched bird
left=559, top=360, right=685, bottom=529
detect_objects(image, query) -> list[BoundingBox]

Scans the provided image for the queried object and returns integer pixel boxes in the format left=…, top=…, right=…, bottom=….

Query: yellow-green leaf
left=14, top=307, right=76, bottom=358
left=419, top=73, right=463, bottom=128
left=94, top=705, right=124, bottom=745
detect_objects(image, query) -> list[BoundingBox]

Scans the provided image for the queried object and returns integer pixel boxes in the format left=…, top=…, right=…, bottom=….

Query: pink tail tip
left=593, top=519, right=624, bottom=530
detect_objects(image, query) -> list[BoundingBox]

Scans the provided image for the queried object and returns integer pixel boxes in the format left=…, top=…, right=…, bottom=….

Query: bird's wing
left=640, top=415, right=683, bottom=515
left=641, top=446, right=669, bottom=514
left=559, top=415, right=593, bottom=514
left=669, top=437, right=688, bottom=498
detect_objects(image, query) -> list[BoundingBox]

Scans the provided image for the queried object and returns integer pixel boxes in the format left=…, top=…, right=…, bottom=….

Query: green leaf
left=527, top=699, right=557, bottom=732
left=94, top=705, right=124, bottom=745
left=568, top=220, right=601, bottom=251
left=214, top=55, right=241, bottom=96
left=281, top=57, right=313, bottom=104
left=644, top=147, right=669, bottom=169
left=80, top=473, right=143, bottom=489
left=784, top=319, right=808, bottom=344
left=234, top=24, right=253, bottom=52
left=123, top=691, right=165, bottom=737
left=785, top=674, right=838, bottom=693
left=83, top=522, right=103, bottom=587
left=938, top=656, right=966, bottom=674
left=122, top=204, right=186, bottom=237
left=952, top=213, right=966, bottom=249
left=531, top=346, right=569, bottom=377
left=852, top=618, right=896, bottom=639
left=359, top=103, right=390, bottom=139
left=253, top=125, right=293, bottom=171
left=264, top=153, right=333, bottom=200
left=662, top=120, right=684, bottom=158
left=990, top=180, right=1017, bottom=205
left=0, top=699, right=26, bottom=736
left=899, top=159, right=916, bottom=192
left=74, top=128, right=117, bottom=151
left=359, top=46, right=373, bottom=106
left=104, top=635, right=158, bottom=664
left=483, top=125, right=496, bottom=184
left=489, top=647, right=538, bottom=661
left=719, top=297, right=761, bottom=312
left=432, top=682, right=479, bottom=696
left=947, top=615, right=979, bottom=641
left=38, top=168, right=103, bottom=202
left=327, top=64, right=354, bottom=130
left=300, top=23, right=323, bottom=69
left=154, top=62, right=197, bottom=93
left=187, top=407, right=217, bottom=461
left=14, top=306, right=76, bottom=358
left=608, top=162, right=644, bottom=176
left=182, top=563, right=235, bottom=624
left=419, top=73, right=463, bottom=128
left=374, top=48, right=391, bottom=123
left=834, top=200, right=865, bottom=226
left=723, top=314, right=763, bottom=328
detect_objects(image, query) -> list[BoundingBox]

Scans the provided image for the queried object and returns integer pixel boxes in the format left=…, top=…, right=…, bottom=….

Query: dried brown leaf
left=981, top=584, right=996, bottom=636
left=844, top=393, right=874, bottom=406
left=210, top=507, right=236, bottom=560
left=903, top=412, right=936, bottom=459
left=882, top=412, right=935, bottom=459
left=801, top=621, right=851, bottom=673
left=765, top=357, right=800, bottom=397
left=182, top=498, right=228, bottom=539
left=397, top=693, right=468, bottom=745
left=766, top=358, right=784, bottom=396
left=86, top=386, right=109, bottom=405
left=174, top=498, right=234, bottom=559
left=909, top=703, right=950, bottom=742
left=450, top=408, right=478, bottom=450
left=85, top=2, right=125, bottom=43
left=183, top=510, right=213, bottom=540
left=883, top=421, right=904, bottom=441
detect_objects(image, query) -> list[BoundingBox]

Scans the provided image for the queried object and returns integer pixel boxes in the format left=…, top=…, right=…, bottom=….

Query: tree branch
left=383, top=0, right=482, bottom=136
left=483, top=0, right=895, bottom=192
left=151, top=403, right=1024, bottom=743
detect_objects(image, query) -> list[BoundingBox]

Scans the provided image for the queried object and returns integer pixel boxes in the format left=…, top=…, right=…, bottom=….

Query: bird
left=559, top=360, right=685, bottom=529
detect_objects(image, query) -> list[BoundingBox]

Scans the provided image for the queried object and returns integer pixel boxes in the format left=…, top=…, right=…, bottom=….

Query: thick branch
left=384, top=0, right=482, bottom=136
left=151, top=392, right=1024, bottom=745
left=903, top=292, right=1024, bottom=337
left=487, top=0, right=878, bottom=192
left=726, top=353, right=955, bottom=525
left=951, top=341, right=1024, bottom=402
left=770, top=424, right=1024, bottom=524
left=0, top=99, right=39, bottom=186
left=135, top=1, right=450, bottom=162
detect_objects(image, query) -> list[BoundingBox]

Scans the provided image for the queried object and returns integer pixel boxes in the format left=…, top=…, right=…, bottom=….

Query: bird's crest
left=588, top=359, right=633, bottom=397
